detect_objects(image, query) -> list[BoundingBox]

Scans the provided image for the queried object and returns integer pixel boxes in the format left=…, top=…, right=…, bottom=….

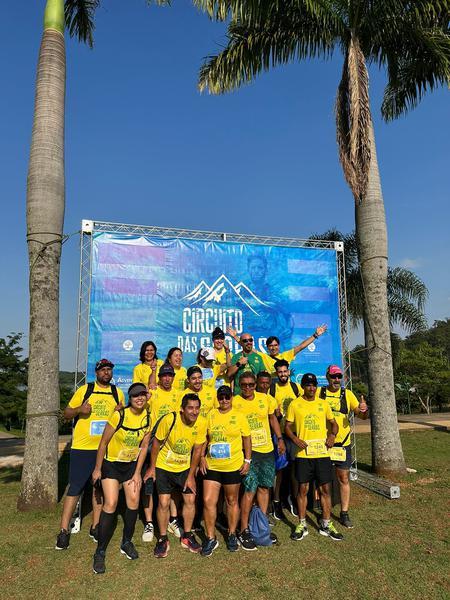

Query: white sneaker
left=142, top=521, right=154, bottom=543
left=167, top=518, right=183, bottom=538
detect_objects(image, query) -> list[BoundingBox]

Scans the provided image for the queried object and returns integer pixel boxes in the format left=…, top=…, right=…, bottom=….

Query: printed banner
left=87, top=233, right=343, bottom=392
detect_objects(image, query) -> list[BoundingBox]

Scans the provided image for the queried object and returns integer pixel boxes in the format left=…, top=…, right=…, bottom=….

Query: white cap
left=200, top=347, right=215, bottom=361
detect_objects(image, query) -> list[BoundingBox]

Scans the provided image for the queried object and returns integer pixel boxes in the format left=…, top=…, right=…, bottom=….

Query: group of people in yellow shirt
left=55, top=326, right=369, bottom=575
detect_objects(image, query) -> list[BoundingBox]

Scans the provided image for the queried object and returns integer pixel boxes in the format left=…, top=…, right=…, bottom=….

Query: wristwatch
left=235, top=360, right=242, bottom=368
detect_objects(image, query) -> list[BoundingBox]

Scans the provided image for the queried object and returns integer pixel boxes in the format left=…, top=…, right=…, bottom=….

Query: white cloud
left=398, top=257, right=423, bottom=269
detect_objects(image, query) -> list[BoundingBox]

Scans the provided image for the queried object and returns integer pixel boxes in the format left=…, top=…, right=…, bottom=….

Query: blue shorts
left=332, top=445, right=352, bottom=470
left=67, top=449, right=97, bottom=496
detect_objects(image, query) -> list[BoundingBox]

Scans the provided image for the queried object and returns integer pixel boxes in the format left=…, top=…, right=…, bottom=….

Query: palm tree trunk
left=18, top=0, right=65, bottom=510
left=356, top=123, right=406, bottom=478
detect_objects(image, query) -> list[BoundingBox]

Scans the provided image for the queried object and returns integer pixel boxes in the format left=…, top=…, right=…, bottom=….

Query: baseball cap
left=128, top=383, right=147, bottom=397
left=327, top=365, right=343, bottom=376
left=159, top=364, right=175, bottom=377
left=95, top=358, right=114, bottom=371
left=200, top=347, right=215, bottom=361
left=217, top=385, right=232, bottom=398
left=212, top=327, right=225, bottom=340
left=301, top=373, right=318, bottom=386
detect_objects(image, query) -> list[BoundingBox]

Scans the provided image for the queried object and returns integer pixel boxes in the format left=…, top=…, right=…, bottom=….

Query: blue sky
left=1, top=1, right=448, bottom=370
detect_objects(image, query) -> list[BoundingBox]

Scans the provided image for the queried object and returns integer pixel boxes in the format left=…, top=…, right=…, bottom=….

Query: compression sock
left=97, top=510, right=116, bottom=553
left=122, top=508, right=139, bottom=543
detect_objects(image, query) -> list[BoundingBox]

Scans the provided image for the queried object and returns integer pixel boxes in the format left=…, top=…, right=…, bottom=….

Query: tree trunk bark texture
left=18, top=29, right=65, bottom=510
left=357, top=124, right=406, bottom=478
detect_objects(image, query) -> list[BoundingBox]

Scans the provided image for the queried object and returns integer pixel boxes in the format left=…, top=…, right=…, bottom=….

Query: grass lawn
left=1, top=430, right=449, bottom=599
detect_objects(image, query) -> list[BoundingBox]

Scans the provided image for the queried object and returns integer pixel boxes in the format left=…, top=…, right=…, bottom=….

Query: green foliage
left=404, top=318, right=450, bottom=361
left=0, top=334, right=28, bottom=428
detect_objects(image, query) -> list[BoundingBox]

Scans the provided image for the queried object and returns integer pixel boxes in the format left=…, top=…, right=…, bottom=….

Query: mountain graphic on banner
left=182, top=274, right=270, bottom=316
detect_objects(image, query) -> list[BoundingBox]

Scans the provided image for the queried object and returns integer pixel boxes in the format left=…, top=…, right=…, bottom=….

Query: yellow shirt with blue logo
left=206, top=408, right=251, bottom=472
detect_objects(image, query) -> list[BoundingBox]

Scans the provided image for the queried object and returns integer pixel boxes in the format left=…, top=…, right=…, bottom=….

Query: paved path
left=0, top=414, right=448, bottom=468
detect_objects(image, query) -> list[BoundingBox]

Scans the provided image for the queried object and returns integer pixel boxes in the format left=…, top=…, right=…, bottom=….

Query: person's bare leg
left=182, top=492, right=196, bottom=532
left=92, top=485, right=103, bottom=527
left=60, top=495, right=80, bottom=531
left=223, top=484, right=240, bottom=534
left=143, top=493, right=154, bottom=523
left=203, top=480, right=221, bottom=539
left=240, top=491, right=255, bottom=530
left=296, top=482, right=309, bottom=520
left=157, top=494, right=171, bottom=536
left=319, top=483, right=331, bottom=520
left=336, top=468, right=350, bottom=512
left=274, top=470, right=282, bottom=502
left=256, top=487, right=270, bottom=514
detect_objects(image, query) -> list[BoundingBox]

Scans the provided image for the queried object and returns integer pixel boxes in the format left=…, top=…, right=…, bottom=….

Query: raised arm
left=291, top=324, right=328, bottom=356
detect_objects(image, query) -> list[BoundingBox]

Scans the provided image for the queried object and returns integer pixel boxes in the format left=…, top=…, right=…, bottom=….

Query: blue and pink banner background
left=87, top=232, right=343, bottom=391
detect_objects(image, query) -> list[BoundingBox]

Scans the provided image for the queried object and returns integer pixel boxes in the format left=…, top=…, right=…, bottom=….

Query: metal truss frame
left=75, top=220, right=356, bottom=474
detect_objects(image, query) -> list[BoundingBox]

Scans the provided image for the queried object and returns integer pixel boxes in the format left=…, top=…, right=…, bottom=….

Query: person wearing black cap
left=91, top=383, right=151, bottom=574
left=211, top=327, right=233, bottom=387
left=55, top=359, right=125, bottom=551
left=285, top=373, right=343, bottom=542
left=199, top=385, right=252, bottom=555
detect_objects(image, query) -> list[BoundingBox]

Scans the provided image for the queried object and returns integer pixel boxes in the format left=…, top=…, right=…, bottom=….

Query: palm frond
left=64, top=0, right=100, bottom=47
left=387, top=267, right=428, bottom=311
left=387, top=297, right=428, bottom=333
left=199, top=2, right=341, bottom=93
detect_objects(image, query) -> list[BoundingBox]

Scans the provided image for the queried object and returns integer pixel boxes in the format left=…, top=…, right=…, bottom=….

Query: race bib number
left=251, top=428, right=268, bottom=448
left=306, top=439, right=327, bottom=457
left=329, top=447, right=346, bottom=462
left=117, top=448, right=140, bottom=462
left=209, top=443, right=231, bottom=460
left=90, top=420, right=107, bottom=436
left=166, top=450, right=190, bottom=468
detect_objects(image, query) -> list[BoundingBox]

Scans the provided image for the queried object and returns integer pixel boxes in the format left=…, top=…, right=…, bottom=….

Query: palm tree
left=310, top=229, right=428, bottom=333
left=195, top=0, right=449, bottom=476
left=18, top=0, right=100, bottom=511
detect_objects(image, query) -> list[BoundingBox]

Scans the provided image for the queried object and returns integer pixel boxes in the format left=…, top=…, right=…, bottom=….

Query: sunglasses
left=218, top=395, right=231, bottom=401
left=329, top=374, right=343, bottom=380
left=241, top=338, right=253, bottom=343
left=241, top=382, right=256, bottom=388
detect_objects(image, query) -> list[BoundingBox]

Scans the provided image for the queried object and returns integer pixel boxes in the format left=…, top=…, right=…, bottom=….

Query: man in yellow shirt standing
left=144, top=394, right=206, bottom=559
left=55, top=359, right=124, bottom=550
left=182, top=366, right=218, bottom=420
left=285, top=373, right=342, bottom=541
left=234, top=372, right=285, bottom=550
left=318, top=365, right=369, bottom=528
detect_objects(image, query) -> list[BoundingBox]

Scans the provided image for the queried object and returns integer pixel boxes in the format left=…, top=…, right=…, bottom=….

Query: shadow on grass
left=0, top=466, right=22, bottom=483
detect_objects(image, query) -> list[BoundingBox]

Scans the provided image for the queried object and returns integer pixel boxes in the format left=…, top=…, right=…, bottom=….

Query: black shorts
left=203, top=469, right=242, bottom=485
left=294, top=457, right=332, bottom=486
left=155, top=467, right=193, bottom=495
left=331, top=445, right=352, bottom=470
left=67, top=449, right=97, bottom=496
left=101, top=459, right=137, bottom=484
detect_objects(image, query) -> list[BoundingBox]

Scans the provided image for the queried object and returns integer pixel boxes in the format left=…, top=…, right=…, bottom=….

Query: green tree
left=0, top=335, right=28, bottom=429
left=310, top=230, right=428, bottom=333
left=405, top=318, right=450, bottom=361
left=396, top=343, right=450, bottom=414
left=196, top=0, right=449, bottom=476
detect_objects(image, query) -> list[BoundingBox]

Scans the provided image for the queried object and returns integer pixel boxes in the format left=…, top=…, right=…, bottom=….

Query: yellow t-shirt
left=132, top=360, right=164, bottom=387
left=271, top=381, right=303, bottom=417
left=258, top=348, right=296, bottom=377
left=214, top=348, right=232, bottom=385
left=182, top=386, right=218, bottom=419
left=173, top=366, right=187, bottom=393
left=193, top=364, right=222, bottom=389
left=286, top=397, right=334, bottom=459
left=233, top=392, right=277, bottom=454
left=206, top=408, right=251, bottom=472
left=155, top=412, right=207, bottom=473
left=69, top=383, right=125, bottom=451
left=316, top=386, right=359, bottom=446
left=105, top=407, right=151, bottom=463
left=149, top=387, right=181, bottom=424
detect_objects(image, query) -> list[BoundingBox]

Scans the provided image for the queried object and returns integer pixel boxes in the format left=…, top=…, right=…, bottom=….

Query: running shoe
left=55, top=529, right=70, bottom=550
left=226, top=533, right=239, bottom=552
left=267, top=513, right=276, bottom=528
left=270, top=532, right=279, bottom=545
left=180, top=532, right=202, bottom=553
left=168, top=518, right=183, bottom=538
left=89, top=525, right=98, bottom=543
left=272, top=500, right=285, bottom=521
left=201, top=537, right=219, bottom=557
left=290, top=523, right=309, bottom=541
left=238, top=528, right=257, bottom=551
left=287, top=494, right=298, bottom=517
left=339, top=511, right=354, bottom=529
left=319, top=521, right=344, bottom=541
left=154, top=537, right=170, bottom=558
left=142, top=521, right=154, bottom=542
left=120, top=540, right=139, bottom=560
left=93, top=550, right=106, bottom=574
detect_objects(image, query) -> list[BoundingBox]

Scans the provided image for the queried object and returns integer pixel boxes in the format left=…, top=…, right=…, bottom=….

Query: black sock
left=169, top=516, right=177, bottom=523
left=97, top=510, right=116, bottom=553
left=122, top=508, right=139, bottom=544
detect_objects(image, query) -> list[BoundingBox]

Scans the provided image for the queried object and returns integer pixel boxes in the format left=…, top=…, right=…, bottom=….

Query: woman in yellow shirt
left=199, top=385, right=252, bottom=555
left=132, top=341, right=163, bottom=389
left=91, top=383, right=151, bottom=574
left=165, top=347, right=187, bottom=393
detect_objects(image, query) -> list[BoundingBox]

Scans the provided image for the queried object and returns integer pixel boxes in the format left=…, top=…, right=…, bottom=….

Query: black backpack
left=319, top=386, right=348, bottom=415
left=115, top=406, right=151, bottom=433
left=74, top=382, right=120, bottom=425
left=149, top=411, right=177, bottom=449
left=269, top=380, right=300, bottom=398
